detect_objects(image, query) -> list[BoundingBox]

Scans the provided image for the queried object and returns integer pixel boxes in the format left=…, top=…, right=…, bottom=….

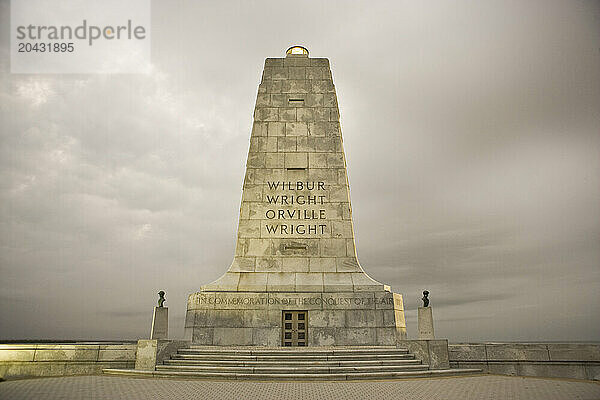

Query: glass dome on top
left=286, top=46, right=309, bottom=56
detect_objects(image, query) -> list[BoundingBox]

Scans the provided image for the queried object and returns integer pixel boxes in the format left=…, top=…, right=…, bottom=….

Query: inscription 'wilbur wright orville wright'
left=184, top=47, right=407, bottom=347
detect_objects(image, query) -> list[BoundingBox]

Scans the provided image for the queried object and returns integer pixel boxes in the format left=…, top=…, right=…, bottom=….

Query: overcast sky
left=1, top=0, right=599, bottom=342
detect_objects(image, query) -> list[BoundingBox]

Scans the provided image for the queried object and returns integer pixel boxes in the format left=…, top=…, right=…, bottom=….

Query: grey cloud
left=0, top=0, right=599, bottom=342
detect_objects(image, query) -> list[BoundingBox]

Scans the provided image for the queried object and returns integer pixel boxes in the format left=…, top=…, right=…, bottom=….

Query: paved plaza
left=0, top=375, right=599, bottom=400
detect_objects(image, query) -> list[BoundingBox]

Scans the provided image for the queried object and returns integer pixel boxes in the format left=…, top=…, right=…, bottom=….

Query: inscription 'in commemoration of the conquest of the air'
left=264, top=181, right=327, bottom=235
left=192, top=293, right=394, bottom=307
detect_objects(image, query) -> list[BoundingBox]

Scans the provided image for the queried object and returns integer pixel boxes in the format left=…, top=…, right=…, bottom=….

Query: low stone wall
left=449, top=343, right=600, bottom=380
left=4, top=341, right=598, bottom=381
left=398, top=340, right=450, bottom=370
left=0, top=342, right=136, bottom=380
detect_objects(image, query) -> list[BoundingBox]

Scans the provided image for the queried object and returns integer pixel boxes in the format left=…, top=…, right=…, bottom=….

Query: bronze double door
left=282, top=311, right=307, bottom=346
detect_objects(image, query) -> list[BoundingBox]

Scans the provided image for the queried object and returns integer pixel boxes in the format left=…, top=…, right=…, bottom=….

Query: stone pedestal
left=418, top=307, right=434, bottom=340
left=150, top=307, right=168, bottom=340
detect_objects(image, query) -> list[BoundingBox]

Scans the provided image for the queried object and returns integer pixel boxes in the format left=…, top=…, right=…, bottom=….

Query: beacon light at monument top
left=184, top=46, right=407, bottom=347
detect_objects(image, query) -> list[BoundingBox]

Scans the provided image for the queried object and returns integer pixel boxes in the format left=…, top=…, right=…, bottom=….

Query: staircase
left=104, top=346, right=481, bottom=380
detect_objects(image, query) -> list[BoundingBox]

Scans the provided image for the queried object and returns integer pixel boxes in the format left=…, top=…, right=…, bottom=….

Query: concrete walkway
left=0, top=375, right=599, bottom=400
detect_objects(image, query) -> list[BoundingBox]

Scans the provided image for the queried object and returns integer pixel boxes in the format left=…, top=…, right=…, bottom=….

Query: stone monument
left=150, top=291, right=168, bottom=340
left=184, top=46, right=406, bottom=346
left=418, top=290, right=434, bottom=340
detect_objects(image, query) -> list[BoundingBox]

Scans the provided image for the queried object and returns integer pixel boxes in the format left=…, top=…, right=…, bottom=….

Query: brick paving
left=0, top=375, right=599, bottom=400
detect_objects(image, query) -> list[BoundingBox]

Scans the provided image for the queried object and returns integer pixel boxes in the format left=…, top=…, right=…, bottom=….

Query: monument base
left=151, top=307, right=168, bottom=340
left=185, top=290, right=406, bottom=346
left=418, top=306, right=435, bottom=340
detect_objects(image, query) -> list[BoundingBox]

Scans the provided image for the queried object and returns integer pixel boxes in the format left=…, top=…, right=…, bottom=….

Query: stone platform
left=104, top=346, right=481, bottom=380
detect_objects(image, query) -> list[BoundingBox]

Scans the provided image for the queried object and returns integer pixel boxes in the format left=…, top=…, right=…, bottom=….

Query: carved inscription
left=264, top=181, right=327, bottom=236
left=192, top=294, right=394, bottom=307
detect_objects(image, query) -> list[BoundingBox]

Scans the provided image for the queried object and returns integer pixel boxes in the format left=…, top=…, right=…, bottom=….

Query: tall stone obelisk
left=185, top=46, right=406, bottom=346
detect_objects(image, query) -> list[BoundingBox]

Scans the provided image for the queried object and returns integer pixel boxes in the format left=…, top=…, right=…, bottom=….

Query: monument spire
left=202, top=46, right=384, bottom=292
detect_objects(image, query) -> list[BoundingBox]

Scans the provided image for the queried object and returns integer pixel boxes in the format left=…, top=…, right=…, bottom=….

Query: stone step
left=171, top=353, right=412, bottom=361
left=186, top=345, right=407, bottom=349
left=163, top=358, right=422, bottom=367
left=103, top=368, right=483, bottom=381
left=181, top=347, right=409, bottom=356
left=155, top=364, right=429, bottom=374
left=180, top=350, right=407, bottom=356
